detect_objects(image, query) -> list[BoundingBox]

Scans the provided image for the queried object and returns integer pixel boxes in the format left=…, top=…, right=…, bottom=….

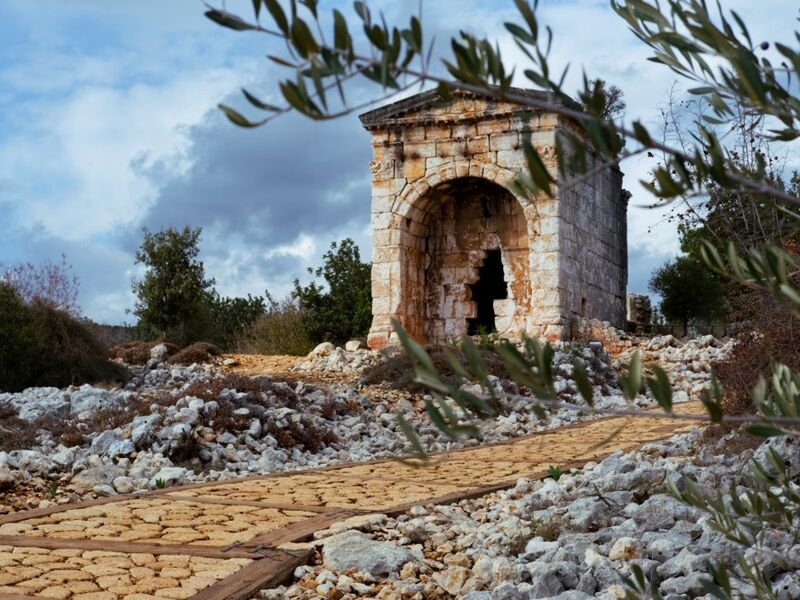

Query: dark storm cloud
left=133, top=106, right=374, bottom=253
left=0, top=222, right=134, bottom=324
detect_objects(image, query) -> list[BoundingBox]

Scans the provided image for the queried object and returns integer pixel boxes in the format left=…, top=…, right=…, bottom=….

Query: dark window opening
left=467, top=250, right=508, bottom=335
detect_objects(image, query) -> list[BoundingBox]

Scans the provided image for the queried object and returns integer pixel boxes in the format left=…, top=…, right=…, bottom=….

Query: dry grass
left=360, top=344, right=510, bottom=393
left=713, top=293, right=800, bottom=416
left=0, top=370, right=341, bottom=458
left=168, top=342, right=222, bottom=366
left=110, top=341, right=179, bottom=365
left=0, top=403, right=84, bottom=451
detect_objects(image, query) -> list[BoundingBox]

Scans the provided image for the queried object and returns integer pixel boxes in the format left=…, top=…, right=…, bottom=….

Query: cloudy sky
left=1, top=0, right=797, bottom=324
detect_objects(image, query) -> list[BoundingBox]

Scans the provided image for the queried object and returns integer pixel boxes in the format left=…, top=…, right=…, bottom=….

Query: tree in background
left=659, top=97, right=799, bottom=260
left=649, top=256, right=726, bottom=334
left=131, top=226, right=268, bottom=348
left=583, top=79, right=626, bottom=120
left=294, top=239, right=371, bottom=345
left=207, top=292, right=266, bottom=349
left=131, top=226, right=216, bottom=345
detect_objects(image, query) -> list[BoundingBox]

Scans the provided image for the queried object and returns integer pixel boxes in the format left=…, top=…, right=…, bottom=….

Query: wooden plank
left=0, top=535, right=260, bottom=559
left=189, top=549, right=313, bottom=600
left=380, top=481, right=511, bottom=516
left=246, top=510, right=360, bottom=548
left=0, top=494, right=148, bottom=526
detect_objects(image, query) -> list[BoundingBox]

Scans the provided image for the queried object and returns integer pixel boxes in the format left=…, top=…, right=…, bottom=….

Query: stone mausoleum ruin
left=359, top=88, right=628, bottom=349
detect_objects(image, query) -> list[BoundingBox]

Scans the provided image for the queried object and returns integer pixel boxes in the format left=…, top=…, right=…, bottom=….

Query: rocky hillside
left=0, top=336, right=729, bottom=519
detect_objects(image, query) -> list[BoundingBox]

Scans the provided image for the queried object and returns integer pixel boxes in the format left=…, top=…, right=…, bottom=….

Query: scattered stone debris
left=259, top=427, right=797, bottom=599
left=0, top=335, right=732, bottom=546
left=294, top=342, right=383, bottom=375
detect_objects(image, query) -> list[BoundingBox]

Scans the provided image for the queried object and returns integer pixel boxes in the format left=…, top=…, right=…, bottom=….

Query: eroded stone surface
left=0, top=499, right=316, bottom=546
left=0, top=546, right=250, bottom=599
left=169, top=475, right=463, bottom=510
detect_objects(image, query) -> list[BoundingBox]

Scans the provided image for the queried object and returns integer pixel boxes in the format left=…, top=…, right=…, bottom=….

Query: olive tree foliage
left=207, top=1, right=800, bottom=596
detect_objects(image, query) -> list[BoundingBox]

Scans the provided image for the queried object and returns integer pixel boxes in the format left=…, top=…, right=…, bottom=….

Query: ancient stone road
left=0, top=405, right=703, bottom=600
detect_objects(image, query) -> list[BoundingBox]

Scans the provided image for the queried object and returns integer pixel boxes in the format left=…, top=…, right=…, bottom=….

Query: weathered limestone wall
left=360, top=89, right=627, bottom=349
left=557, top=118, right=628, bottom=330
left=572, top=317, right=634, bottom=356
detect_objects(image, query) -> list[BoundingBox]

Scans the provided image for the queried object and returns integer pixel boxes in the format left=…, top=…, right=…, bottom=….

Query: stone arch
left=392, top=172, right=534, bottom=342
left=391, top=159, right=532, bottom=220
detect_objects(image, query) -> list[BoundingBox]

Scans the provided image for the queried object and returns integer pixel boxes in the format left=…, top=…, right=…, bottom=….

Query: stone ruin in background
left=359, top=87, right=628, bottom=349
left=626, top=293, right=653, bottom=334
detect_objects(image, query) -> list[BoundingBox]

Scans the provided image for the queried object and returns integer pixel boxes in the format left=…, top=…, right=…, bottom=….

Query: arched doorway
left=401, top=177, right=532, bottom=342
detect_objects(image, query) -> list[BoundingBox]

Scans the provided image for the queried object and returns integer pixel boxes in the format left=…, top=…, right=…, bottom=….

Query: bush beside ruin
left=167, top=342, right=222, bottom=366
left=0, top=285, right=129, bottom=393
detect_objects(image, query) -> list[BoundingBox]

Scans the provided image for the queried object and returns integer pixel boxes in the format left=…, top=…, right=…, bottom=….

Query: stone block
left=466, top=136, right=489, bottom=154
left=371, top=195, right=394, bottom=214
left=402, top=157, right=426, bottom=181
left=404, top=141, right=436, bottom=158
left=489, top=132, right=519, bottom=151
left=493, top=299, right=515, bottom=317
left=370, top=212, right=393, bottom=229
left=403, top=126, right=426, bottom=142
left=372, top=178, right=406, bottom=197
left=496, top=150, right=525, bottom=169
left=425, top=124, right=451, bottom=140
left=477, top=118, right=509, bottom=135
left=452, top=122, right=477, bottom=138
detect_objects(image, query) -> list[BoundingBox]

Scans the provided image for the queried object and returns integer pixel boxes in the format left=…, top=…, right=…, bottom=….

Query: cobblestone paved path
left=0, top=404, right=703, bottom=600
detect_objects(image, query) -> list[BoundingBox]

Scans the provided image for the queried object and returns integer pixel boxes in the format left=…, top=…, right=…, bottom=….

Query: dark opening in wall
left=468, top=249, right=508, bottom=335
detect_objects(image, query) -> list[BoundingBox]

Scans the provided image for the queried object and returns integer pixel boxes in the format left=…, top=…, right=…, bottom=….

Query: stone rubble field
left=262, top=429, right=800, bottom=600
left=0, top=335, right=729, bottom=512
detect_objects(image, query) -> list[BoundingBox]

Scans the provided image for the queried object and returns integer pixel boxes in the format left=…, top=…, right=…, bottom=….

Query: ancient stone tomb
left=360, top=88, right=627, bottom=349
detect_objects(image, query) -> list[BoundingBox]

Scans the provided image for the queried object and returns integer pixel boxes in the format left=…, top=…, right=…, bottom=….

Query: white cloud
left=1, top=64, right=259, bottom=240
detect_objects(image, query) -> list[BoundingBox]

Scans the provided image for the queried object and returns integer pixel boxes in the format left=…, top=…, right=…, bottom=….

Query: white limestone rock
left=321, top=530, right=415, bottom=576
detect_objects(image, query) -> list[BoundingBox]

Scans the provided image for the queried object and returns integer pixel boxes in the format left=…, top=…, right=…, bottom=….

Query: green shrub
left=0, top=284, right=35, bottom=392
left=27, top=301, right=129, bottom=389
left=207, top=292, right=265, bottom=350
left=236, top=294, right=313, bottom=356
left=294, top=239, right=371, bottom=345
left=0, top=290, right=129, bottom=392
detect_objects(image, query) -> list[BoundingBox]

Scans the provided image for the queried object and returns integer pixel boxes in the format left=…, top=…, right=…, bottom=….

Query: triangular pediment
left=359, top=86, right=564, bottom=129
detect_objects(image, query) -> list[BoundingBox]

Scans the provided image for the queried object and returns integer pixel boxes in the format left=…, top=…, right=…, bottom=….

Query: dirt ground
left=220, top=353, right=361, bottom=384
